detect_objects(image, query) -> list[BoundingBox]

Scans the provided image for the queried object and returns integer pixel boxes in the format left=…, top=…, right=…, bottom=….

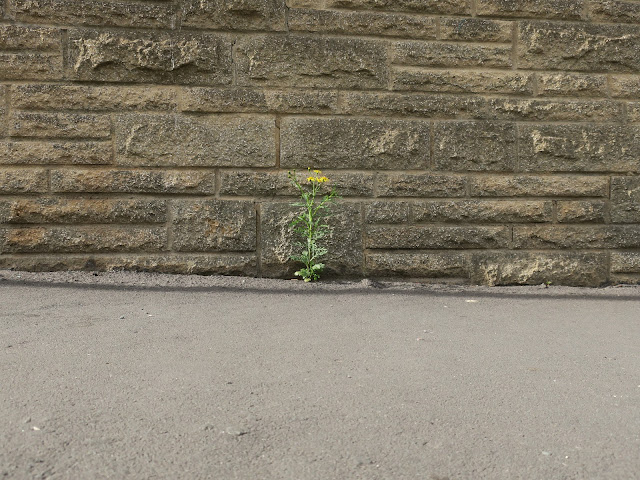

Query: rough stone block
left=393, top=41, right=512, bottom=68
left=260, top=202, right=363, bottom=277
left=375, top=173, right=466, bottom=197
left=9, top=112, right=111, bottom=139
left=289, top=9, right=437, bottom=39
left=477, top=0, right=584, bottom=19
left=0, top=198, right=167, bottom=224
left=519, top=125, right=640, bottom=173
left=611, top=176, right=640, bottom=223
left=11, top=85, right=178, bottom=112
left=366, top=252, right=468, bottom=278
left=537, top=73, right=608, bottom=98
left=514, top=225, right=640, bottom=249
left=392, top=69, right=533, bottom=95
left=412, top=200, right=552, bottom=223
left=325, top=0, right=470, bottom=15
left=182, top=0, right=286, bottom=31
left=557, top=201, right=607, bottom=223
left=589, top=0, right=640, bottom=24
left=0, top=169, right=48, bottom=193
left=366, top=225, right=511, bottom=249
left=0, top=141, right=112, bottom=165
left=0, top=54, right=63, bottom=81
left=483, top=98, right=623, bottom=122
left=171, top=200, right=256, bottom=252
left=439, top=18, right=512, bottom=43
left=67, top=30, right=233, bottom=85
left=610, top=75, right=640, bottom=98
left=631, top=103, right=640, bottom=123
left=470, top=252, right=608, bottom=286
left=180, top=87, right=338, bottom=114
left=2, top=226, right=166, bottom=253
left=469, top=175, right=609, bottom=197
left=12, top=0, right=176, bottom=29
left=50, top=169, right=216, bottom=194
left=0, top=25, right=60, bottom=50
left=518, top=21, right=640, bottom=72
left=434, top=122, right=517, bottom=171
left=365, top=201, right=410, bottom=224
left=115, top=114, right=275, bottom=167
left=235, top=35, right=388, bottom=89
left=611, top=252, right=640, bottom=273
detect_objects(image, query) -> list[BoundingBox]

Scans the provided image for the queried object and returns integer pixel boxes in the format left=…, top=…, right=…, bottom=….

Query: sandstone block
left=611, top=176, right=640, bottom=223
left=483, top=98, right=623, bottom=122
left=50, top=169, right=216, bottom=194
left=392, top=69, right=533, bottom=95
left=519, top=125, right=640, bottom=173
left=375, top=173, right=466, bottom=197
left=326, top=0, right=470, bottom=15
left=470, top=252, right=608, bottom=287
left=366, top=252, right=468, bottom=278
left=557, top=201, right=607, bottom=223
left=9, top=112, right=111, bottom=139
left=434, top=122, right=517, bottom=171
left=0, top=53, right=62, bottom=81
left=611, top=252, right=640, bottom=273
left=12, top=85, right=178, bottom=112
left=0, top=198, right=167, bottom=224
left=439, top=18, right=512, bottom=43
left=393, top=41, right=512, bottom=68
left=469, top=175, right=609, bottom=197
left=514, top=225, right=640, bottom=249
left=12, top=0, right=176, bottom=29
left=610, top=75, right=640, bottom=98
left=0, top=141, right=112, bottom=165
left=412, top=200, right=552, bottom=223
left=115, top=114, right=275, bottom=167
left=365, top=201, right=410, bottom=224
left=235, top=35, right=388, bottom=89
left=182, top=0, right=286, bottom=31
left=589, top=0, right=640, bottom=24
left=171, top=200, right=256, bottom=252
left=289, top=9, right=437, bottom=39
left=260, top=202, right=363, bottom=277
left=537, top=73, right=608, bottom=98
left=67, top=30, right=233, bottom=85
left=0, top=25, right=60, bottom=50
left=280, top=117, right=430, bottom=170
left=518, top=21, right=640, bottom=72
left=0, top=169, right=48, bottom=194
left=366, top=225, right=511, bottom=249
left=631, top=103, right=640, bottom=122
left=477, top=0, right=584, bottom=19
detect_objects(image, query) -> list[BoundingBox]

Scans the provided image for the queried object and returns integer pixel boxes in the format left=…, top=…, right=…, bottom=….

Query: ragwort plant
left=287, top=168, right=339, bottom=282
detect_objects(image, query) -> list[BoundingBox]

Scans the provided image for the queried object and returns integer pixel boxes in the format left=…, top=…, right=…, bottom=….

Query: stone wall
left=1, top=0, right=640, bottom=286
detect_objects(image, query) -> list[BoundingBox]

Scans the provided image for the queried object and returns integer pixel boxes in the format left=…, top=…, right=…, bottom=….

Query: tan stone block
left=439, top=18, right=512, bottom=42
left=557, top=201, right=607, bottom=223
left=611, top=252, right=640, bottom=273
left=483, top=98, right=623, bottom=122
left=477, top=0, right=584, bottom=19
left=365, top=201, right=410, bottom=224
left=611, top=176, right=640, bottom=223
left=470, top=175, right=609, bottom=197
left=537, top=73, right=608, bottom=98
left=514, top=225, right=640, bottom=249
left=9, top=112, right=111, bottom=139
left=631, top=103, right=640, bottom=123
left=413, top=200, right=552, bottom=223
left=589, top=0, right=640, bottom=24
left=366, top=225, right=511, bottom=249
left=0, top=169, right=48, bottom=194
left=366, top=252, right=468, bottom=278
left=0, top=141, right=111, bottom=165
left=610, top=75, right=640, bottom=99
left=182, top=0, right=286, bottom=31
left=0, top=25, right=60, bottom=50
left=0, top=54, right=62, bottom=81
left=375, top=173, right=466, bottom=198
left=393, top=69, right=533, bottom=95
left=326, top=0, right=470, bottom=15
left=393, top=41, right=512, bottom=68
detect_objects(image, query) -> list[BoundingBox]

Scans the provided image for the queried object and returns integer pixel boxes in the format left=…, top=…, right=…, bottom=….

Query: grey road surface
left=1, top=271, right=640, bottom=479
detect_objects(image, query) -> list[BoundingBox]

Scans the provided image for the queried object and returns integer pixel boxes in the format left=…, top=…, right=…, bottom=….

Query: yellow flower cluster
left=307, top=168, right=329, bottom=183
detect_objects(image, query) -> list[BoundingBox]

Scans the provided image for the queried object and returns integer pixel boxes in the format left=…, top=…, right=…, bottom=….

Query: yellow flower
left=318, top=176, right=329, bottom=183
left=313, top=169, right=322, bottom=174
left=307, top=176, right=316, bottom=182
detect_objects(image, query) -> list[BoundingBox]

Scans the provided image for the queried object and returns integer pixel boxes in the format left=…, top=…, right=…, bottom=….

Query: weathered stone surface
left=220, top=171, right=374, bottom=197
left=0, top=86, right=6, bottom=137
left=0, top=141, right=111, bottom=165
left=0, top=254, right=258, bottom=276
left=375, top=173, right=466, bottom=197
left=0, top=198, right=167, bottom=224
left=631, top=103, right=640, bottom=122
left=470, top=252, right=608, bottom=286
left=9, top=112, right=111, bottom=139
left=483, top=98, right=623, bottom=122
left=171, top=200, right=256, bottom=252
left=0, top=54, right=63, bottom=81
left=470, top=175, right=609, bottom=197
left=413, top=200, right=552, bottom=223
left=537, top=73, right=608, bottom=98
left=12, top=85, right=178, bottom=112
left=1, top=226, right=166, bottom=253
left=366, top=225, right=511, bottom=249
left=67, top=30, right=233, bottom=85
left=115, top=114, right=275, bottom=167
left=0, top=25, right=60, bottom=50
left=235, top=35, right=388, bottom=89
left=477, top=0, right=584, bottom=19
left=611, top=252, right=640, bottom=273
left=610, top=75, right=640, bottom=98
left=180, top=87, right=338, bottom=114
left=439, top=18, right=513, bottom=42
left=326, top=0, right=470, bottom=15
left=519, top=125, right=640, bottom=173
left=434, top=122, right=517, bottom=171
left=393, top=41, right=512, bottom=68
left=589, top=0, right=640, bottom=24
left=12, top=0, right=176, bottom=29
left=366, top=252, right=468, bottom=278
left=514, top=225, right=640, bottom=248
left=393, top=69, right=533, bottom=95
left=260, top=202, right=363, bottom=277
left=182, top=0, right=286, bottom=31
left=289, top=9, right=437, bottom=38
left=518, top=21, right=640, bottom=72
left=281, top=118, right=430, bottom=170
left=611, top=176, right=640, bottom=223
left=0, top=169, right=48, bottom=193
left=50, top=169, right=215, bottom=194
left=557, top=201, right=607, bottom=223
left=365, top=201, right=410, bottom=224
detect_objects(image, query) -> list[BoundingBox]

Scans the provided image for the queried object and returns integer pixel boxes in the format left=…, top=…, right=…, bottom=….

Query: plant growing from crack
left=287, top=168, right=339, bottom=282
